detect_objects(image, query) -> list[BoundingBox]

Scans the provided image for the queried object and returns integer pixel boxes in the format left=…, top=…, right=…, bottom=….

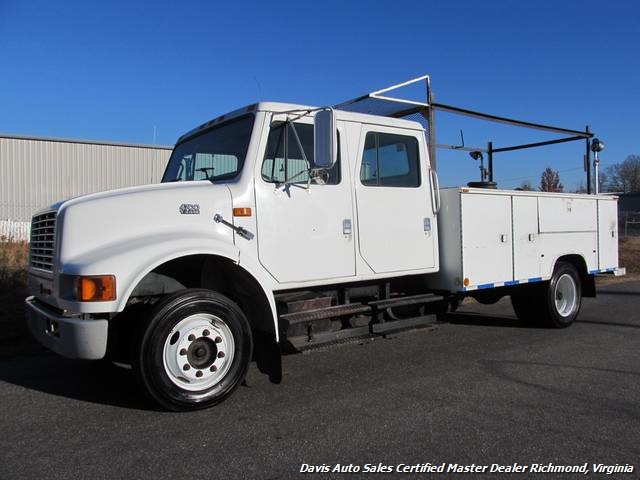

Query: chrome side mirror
left=314, top=109, right=337, bottom=168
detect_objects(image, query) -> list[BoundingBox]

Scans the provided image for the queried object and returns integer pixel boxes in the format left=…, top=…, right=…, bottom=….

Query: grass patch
left=0, top=240, right=32, bottom=353
left=619, top=236, right=640, bottom=274
left=0, top=239, right=29, bottom=288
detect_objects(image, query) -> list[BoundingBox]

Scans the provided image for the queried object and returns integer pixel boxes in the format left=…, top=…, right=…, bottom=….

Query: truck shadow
left=596, top=289, right=640, bottom=296
left=0, top=337, right=281, bottom=411
left=576, top=319, right=640, bottom=329
left=0, top=353, right=161, bottom=411
left=446, top=312, right=640, bottom=330
left=443, top=311, right=535, bottom=329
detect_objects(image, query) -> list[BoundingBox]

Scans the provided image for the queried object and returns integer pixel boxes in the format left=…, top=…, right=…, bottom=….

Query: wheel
left=544, top=262, right=582, bottom=328
left=510, top=262, right=582, bottom=328
left=134, top=289, right=253, bottom=411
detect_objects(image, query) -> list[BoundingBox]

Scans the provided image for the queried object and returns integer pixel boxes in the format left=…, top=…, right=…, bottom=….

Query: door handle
left=343, top=219, right=352, bottom=235
left=424, top=217, right=432, bottom=237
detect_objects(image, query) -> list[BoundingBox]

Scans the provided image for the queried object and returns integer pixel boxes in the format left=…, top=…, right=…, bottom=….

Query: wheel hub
left=187, top=337, right=217, bottom=369
left=162, top=313, right=235, bottom=392
left=554, top=273, right=577, bottom=317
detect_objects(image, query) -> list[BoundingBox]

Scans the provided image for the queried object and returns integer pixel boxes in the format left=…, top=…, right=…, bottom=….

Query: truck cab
left=25, top=77, right=623, bottom=411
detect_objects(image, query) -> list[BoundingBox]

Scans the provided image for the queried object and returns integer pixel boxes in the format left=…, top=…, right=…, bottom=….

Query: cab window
left=360, top=132, right=420, bottom=187
left=262, top=122, right=341, bottom=185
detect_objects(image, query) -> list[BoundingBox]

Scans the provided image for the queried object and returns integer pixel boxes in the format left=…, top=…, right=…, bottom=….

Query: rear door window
left=360, top=132, right=420, bottom=187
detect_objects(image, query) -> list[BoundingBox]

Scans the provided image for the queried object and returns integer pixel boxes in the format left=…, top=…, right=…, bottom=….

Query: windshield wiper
left=194, top=166, right=224, bottom=183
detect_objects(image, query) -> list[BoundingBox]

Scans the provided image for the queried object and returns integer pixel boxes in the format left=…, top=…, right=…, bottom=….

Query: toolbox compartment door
left=598, top=199, right=618, bottom=270
left=538, top=197, right=597, bottom=233
left=512, top=196, right=540, bottom=280
left=461, top=193, right=513, bottom=286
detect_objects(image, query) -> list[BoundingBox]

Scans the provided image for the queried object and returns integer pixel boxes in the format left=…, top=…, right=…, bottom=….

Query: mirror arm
left=287, top=120, right=311, bottom=170
left=286, top=119, right=312, bottom=189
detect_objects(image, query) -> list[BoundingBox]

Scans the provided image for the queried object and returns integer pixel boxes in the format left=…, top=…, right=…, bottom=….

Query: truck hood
left=53, top=181, right=235, bottom=271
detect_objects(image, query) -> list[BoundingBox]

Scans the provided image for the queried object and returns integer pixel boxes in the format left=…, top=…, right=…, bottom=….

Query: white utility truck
left=26, top=76, right=623, bottom=411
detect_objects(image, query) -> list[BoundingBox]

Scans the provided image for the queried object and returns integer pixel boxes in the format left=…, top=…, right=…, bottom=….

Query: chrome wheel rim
left=555, top=274, right=577, bottom=317
left=162, top=313, right=235, bottom=391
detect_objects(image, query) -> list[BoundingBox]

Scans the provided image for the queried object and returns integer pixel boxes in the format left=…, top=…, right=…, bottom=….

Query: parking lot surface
left=1, top=281, right=638, bottom=479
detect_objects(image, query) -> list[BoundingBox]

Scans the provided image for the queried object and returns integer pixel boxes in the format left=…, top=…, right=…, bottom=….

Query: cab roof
left=177, top=101, right=424, bottom=145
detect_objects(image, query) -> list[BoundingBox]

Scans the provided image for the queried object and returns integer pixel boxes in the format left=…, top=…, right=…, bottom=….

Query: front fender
left=58, top=227, right=239, bottom=313
left=58, top=230, right=280, bottom=341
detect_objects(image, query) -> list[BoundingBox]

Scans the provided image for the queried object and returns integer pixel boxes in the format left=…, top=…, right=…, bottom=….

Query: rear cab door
left=354, top=124, right=438, bottom=274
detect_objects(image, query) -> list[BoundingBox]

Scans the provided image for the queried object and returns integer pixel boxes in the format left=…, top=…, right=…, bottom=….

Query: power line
left=497, top=167, right=583, bottom=184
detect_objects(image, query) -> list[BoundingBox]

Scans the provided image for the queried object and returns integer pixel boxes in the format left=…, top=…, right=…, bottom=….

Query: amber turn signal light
left=75, top=275, right=116, bottom=301
left=233, top=207, right=252, bottom=217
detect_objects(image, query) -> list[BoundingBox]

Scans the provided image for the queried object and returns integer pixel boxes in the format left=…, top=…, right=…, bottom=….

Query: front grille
left=30, top=211, right=57, bottom=271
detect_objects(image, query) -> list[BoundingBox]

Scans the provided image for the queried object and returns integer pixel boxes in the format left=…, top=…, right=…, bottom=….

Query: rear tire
left=133, top=289, right=252, bottom=411
left=544, top=262, right=582, bottom=328
left=510, top=262, right=582, bottom=328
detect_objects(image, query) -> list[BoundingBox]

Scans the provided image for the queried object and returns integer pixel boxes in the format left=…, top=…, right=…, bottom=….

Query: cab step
left=280, top=303, right=371, bottom=326
left=279, top=292, right=445, bottom=352
left=368, top=293, right=441, bottom=310
left=370, top=315, right=436, bottom=335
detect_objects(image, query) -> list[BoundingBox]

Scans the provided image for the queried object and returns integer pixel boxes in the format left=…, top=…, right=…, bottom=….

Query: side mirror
left=314, top=108, right=337, bottom=168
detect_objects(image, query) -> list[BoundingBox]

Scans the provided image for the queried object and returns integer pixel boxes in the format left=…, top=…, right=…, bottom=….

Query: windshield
left=162, top=115, right=254, bottom=182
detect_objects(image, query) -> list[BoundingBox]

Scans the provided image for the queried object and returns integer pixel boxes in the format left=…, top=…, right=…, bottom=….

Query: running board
left=287, top=325, right=372, bottom=352
left=370, top=315, right=436, bottom=335
left=280, top=303, right=372, bottom=326
left=280, top=293, right=444, bottom=352
left=368, top=293, right=442, bottom=309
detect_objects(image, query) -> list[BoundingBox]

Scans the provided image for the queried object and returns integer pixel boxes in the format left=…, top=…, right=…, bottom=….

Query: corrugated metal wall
left=0, top=135, right=172, bottom=223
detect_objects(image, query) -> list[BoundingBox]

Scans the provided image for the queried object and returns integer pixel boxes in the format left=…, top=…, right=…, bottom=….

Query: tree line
left=517, top=154, right=640, bottom=193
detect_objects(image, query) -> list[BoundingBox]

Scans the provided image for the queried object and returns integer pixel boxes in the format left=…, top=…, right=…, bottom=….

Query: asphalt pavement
left=0, top=281, right=639, bottom=480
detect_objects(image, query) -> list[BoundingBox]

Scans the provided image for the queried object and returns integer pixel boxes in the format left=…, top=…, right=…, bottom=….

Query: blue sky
left=1, top=0, right=638, bottom=190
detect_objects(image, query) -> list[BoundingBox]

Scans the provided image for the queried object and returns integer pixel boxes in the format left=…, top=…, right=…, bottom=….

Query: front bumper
left=25, top=296, right=108, bottom=360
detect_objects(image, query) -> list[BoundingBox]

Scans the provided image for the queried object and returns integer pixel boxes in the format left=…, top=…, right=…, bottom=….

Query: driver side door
left=254, top=119, right=355, bottom=284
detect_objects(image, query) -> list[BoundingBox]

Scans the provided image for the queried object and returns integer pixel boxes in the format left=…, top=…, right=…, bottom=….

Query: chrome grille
left=30, top=211, right=57, bottom=271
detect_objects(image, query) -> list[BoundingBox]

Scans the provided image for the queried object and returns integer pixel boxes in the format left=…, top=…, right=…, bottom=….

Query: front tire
left=134, top=289, right=253, bottom=411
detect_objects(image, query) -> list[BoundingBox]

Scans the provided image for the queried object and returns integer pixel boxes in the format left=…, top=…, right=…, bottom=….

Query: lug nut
left=188, top=334, right=196, bottom=341
left=203, top=329, right=210, bottom=336
left=215, top=336, right=222, bottom=344
left=183, top=364, right=190, bottom=371
left=179, top=348, right=187, bottom=356
left=217, top=351, right=225, bottom=358
left=210, top=365, right=217, bottom=372
left=195, top=371, right=203, bottom=378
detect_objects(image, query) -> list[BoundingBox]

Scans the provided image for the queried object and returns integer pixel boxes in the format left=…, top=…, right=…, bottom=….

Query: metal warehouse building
left=0, top=133, right=172, bottom=240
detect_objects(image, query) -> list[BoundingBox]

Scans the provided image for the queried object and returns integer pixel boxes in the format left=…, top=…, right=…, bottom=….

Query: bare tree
left=605, top=155, right=640, bottom=193
left=519, top=180, right=535, bottom=191
left=574, top=182, right=588, bottom=193
left=540, top=167, right=564, bottom=192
